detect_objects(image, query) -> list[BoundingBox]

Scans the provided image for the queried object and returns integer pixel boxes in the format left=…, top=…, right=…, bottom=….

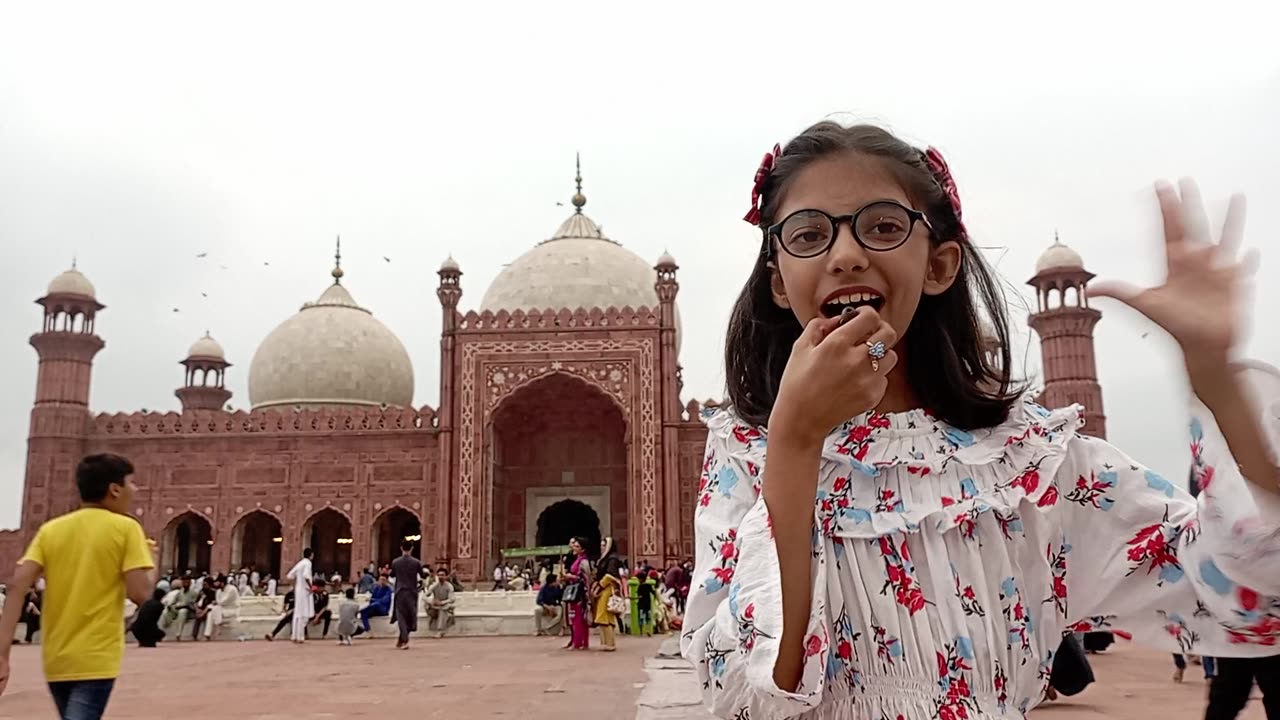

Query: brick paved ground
left=0, top=637, right=1269, bottom=719
left=0, top=634, right=664, bottom=719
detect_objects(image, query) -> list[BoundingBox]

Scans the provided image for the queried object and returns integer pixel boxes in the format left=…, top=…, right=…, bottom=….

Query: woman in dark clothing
left=20, top=589, right=40, bottom=643
left=130, top=588, right=167, bottom=647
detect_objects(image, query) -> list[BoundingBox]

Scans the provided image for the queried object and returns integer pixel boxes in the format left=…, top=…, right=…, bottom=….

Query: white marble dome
left=481, top=211, right=662, bottom=313
left=248, top=281, right=414, bottom=410
left=1035, top=238, right=1085, bottom=273
left=187, top=333, right=225, bottom=360
left=47, top=267, right=96, bottom=298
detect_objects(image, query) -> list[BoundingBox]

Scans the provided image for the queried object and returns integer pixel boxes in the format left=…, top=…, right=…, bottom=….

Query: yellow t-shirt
left=21, top=508, right=154, bottom=682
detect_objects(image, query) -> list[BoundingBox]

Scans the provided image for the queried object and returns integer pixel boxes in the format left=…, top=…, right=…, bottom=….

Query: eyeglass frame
left=762, top=200, right=934, bottom=259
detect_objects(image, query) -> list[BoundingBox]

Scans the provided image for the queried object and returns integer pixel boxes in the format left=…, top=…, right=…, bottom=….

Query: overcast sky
left=2, top=1, right=1277, bottom=528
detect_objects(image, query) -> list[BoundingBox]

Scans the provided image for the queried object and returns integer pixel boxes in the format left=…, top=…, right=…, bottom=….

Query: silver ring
left=867, top=340, right=887, bottom=360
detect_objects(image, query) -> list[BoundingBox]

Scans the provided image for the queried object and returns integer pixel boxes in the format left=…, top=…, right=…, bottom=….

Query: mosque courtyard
left=0, top=636, right=1267, bottom=719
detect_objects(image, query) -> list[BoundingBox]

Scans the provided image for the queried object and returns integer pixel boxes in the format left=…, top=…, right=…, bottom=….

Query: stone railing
left=89, top=405, right=438, bottom=437
left=456, top=306, right=662, bottom=333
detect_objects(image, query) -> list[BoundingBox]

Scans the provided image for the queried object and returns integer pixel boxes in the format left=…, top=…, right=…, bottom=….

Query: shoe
left=1173, top=668, right=1185, bottom=683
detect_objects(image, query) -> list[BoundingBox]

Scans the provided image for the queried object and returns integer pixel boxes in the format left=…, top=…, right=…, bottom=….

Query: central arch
left=162, top=512, right=212, bottom=576
left=488, top=372, right=628, bottom=567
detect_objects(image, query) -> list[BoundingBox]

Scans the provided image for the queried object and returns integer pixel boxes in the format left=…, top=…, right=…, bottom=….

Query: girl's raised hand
left=769, top=307, right=899, bottom=445
left=1091, top=179, right=1256, bottom=379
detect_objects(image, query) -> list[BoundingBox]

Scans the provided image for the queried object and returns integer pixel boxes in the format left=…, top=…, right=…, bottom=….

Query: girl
left=563, top=536, right=592, bottom=651
left=681, top=120, right=1280, bottom=720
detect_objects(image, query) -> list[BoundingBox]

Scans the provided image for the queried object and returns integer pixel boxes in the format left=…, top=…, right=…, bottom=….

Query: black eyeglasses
left=765, top=200, right=933, bottom=258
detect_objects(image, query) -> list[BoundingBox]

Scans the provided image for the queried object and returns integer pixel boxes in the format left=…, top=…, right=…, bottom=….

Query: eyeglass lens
left=779, top=202, right=914, bottom=257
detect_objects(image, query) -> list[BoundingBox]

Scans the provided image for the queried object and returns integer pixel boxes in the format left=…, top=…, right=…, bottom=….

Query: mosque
left=0, top=169, right=1106, bottom=583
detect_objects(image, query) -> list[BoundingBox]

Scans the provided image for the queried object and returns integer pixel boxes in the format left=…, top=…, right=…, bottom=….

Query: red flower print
left=805, top=633, right=823, bottom=657
left=848, top=425, right=873, bottom=443
left=942, top=496, right=956, bottom=507
left=1240, top=586, right=1259, bottom=612
left=868, top=412, right=891, bottom=429
left=743, top=603, right=755, bottom=620
left=837, top=639, right=852, bottom=661
left=1012, top=467, right=1040, bottom=494
left=1038, top=483, right=1059, bottom=507
left=699, top=494, right=711, bottom=507
left=720, top=541, right=736, bottom=559
left=833, top=476, right=849, bottom=493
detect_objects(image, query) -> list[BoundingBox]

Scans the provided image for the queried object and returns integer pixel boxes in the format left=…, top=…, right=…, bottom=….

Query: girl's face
left=569, top=538, right=581, bottom=553
left=769, top=152, right=961, bottom=343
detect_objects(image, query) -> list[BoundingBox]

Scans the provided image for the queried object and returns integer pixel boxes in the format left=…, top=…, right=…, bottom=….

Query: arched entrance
left=162, top=512, right=212, bottom=575
left=535, top=499, right=601, bottom=555
left=371, top=507, right=422, bottom=566
left=490, top=373, right=628, bottom=567
left=231, top=511, right=282, bottom=577
left=302, top=509, right=353, bottom=581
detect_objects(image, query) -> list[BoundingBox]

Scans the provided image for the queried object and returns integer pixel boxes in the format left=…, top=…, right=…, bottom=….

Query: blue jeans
left=48, top=679, right=115, bottom=720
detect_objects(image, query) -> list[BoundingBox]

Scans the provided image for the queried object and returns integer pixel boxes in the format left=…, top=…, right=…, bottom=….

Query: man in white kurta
left=285, top=548, right=315, bottom=643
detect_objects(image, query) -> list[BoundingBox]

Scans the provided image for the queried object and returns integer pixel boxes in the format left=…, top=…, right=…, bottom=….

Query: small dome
left=440, top=255, right=460, bottom=273
left=657, top=250, right=677, bottom=269
left=187, top=333, right=225, bottom=360
left=1035, top=237, right=1084, bottom=273
left=248, top=280, right=414, bottom=410
left=47, top=267, right=96, bottom=298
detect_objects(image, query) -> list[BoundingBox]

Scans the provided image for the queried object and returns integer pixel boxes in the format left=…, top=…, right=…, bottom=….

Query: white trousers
left=291, top=612, right=311, bottom=641
left=202, top=606, right=238, bottom=638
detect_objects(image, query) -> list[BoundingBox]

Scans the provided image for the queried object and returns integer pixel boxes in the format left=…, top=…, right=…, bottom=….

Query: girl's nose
left=825, top=222, right=869, bottom=274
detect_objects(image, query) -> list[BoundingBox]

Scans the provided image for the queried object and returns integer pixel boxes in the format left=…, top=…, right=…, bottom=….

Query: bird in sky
left=383, top=256, right=391, bottom=262
left=195, top=252, right=207, bottom=258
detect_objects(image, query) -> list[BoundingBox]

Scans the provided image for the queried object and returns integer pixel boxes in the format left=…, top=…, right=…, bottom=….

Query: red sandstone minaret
left=1028, top=235, right=1107, bottom=439
left=435, top=253, right=462, bottom=565
left=176, top=332, right=232, bottom=411
left=655, top=249, right=681, bottom=562
left=25, top=263, right=105, bottom=528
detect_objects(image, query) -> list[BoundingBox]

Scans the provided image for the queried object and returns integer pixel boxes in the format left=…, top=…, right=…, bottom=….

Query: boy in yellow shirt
left=0, top=453, right=156, bottom=719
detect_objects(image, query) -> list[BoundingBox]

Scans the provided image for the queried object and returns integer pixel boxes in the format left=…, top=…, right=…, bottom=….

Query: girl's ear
left=768, top=262, right=792, bottom=308
left=923, top=241, right=962, bottom=296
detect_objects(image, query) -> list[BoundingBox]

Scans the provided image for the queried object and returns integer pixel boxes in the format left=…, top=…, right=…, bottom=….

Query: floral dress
left=681, top=363, right=1280, bottom=720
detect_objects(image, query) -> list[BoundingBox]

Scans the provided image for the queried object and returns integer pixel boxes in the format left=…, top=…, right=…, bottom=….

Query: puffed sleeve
left=680, top=409, right=832, bottom=720
left=1051, top=361, right=1280, bottom=655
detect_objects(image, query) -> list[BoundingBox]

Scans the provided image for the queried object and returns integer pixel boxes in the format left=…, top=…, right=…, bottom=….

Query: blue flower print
left=955, top=635, right=975, bottom=659
left=1199, top=558, right=1235, bottom=596
left=944, top=426, right=977, bottom=448
left=1145, top=470, right=1176, bottom=498
left=717, top=465, right=739, bottom=497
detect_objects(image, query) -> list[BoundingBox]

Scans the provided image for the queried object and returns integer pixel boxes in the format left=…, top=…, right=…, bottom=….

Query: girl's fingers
left=824, top=307, right=884, bottom=347
left=1156, top=181, right=1185, bottom=251
left=1219, top=193, right=1247, bottom=261
left=856, top=322, right=899, bottom=375
left=1178, top=178, right=1211, bottom=245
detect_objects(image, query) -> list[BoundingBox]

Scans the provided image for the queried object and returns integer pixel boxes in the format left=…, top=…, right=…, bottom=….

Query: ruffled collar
left=704, top=393, right=1085, bottom=474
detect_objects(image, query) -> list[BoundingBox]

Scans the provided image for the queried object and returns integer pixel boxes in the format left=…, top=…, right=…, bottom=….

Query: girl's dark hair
left=725, top=121, right=1021, bottom=431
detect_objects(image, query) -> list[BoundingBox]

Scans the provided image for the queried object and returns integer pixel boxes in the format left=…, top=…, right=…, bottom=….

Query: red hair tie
left=923, top=147, right=966, bottom=235
left=743, top=143, right=782, bottom=225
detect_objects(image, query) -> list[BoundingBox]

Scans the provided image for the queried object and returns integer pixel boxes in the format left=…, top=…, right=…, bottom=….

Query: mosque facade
left=0, top=174, right=1102, bottom=582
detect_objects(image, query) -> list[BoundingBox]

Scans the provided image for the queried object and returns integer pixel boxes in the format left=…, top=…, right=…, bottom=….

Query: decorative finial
left=71, top=256, right=77, bottom=270
left=571, top=152, right=586, bottom=214
left=331, top=235, right=344, bottom=284
left=1053, top=229, right=1061, bottom=246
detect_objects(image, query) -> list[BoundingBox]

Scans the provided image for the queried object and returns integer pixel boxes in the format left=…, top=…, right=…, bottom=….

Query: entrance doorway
left=162, top=512, right=212, bottom=575
left=372, top=507, right=422, bottom=566
left=302, top=509, right=352, bottom=581
left=231, top=511, right=282, bottom=577
left=535, top=499, right=602, bottom=554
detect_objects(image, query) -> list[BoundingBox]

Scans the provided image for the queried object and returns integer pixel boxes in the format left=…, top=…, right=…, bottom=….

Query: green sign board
left=501, top=544, right=570, bottom=558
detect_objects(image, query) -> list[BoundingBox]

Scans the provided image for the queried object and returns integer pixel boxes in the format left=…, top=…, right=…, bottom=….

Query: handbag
left=607, top=594, right=628, bottom=615
left=562, top=582, right=582, bottom=604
